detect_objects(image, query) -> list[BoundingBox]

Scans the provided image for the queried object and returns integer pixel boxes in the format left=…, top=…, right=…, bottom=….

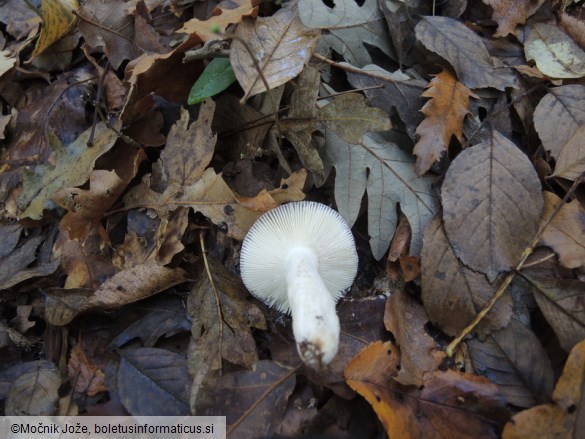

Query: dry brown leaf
left=230, top=6, right=320, bottom=99
left=5, top=363, right=61, bottom=415
left=421, top=215, right=513, bottom=337
left=68, top=344, right=107, bottom=396
left=413, top=70, right=477, bottom=175
left=345, top=341, right=508, bottom=439
left=441, top=131, right=543, bottom=281
left=482, top=0, right=546, bottom=37
left=552, top=123, right=585, bottom=180
left=384, top=291, right=444, bottom=386
left=155, top=207, right=189, bottom=265
left=560, top=13, right=585, bottom=51
left=502, top=339, right=585, bottom=438
left=540, top=192, right=585, bottom=270
left=179, top=0, right=258, bottom=43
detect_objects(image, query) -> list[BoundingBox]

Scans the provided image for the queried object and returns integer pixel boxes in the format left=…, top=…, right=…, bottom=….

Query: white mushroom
left=240, top=201, right=358, bottom=369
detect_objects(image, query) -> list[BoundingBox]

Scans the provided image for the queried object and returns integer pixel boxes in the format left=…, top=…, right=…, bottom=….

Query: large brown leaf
left=482, top=0, right=546, bottom=37
left=230, top=6, right=320, bottom=99
left=413, top=70, right=477, bottom=175
left=467, top=318, right=554, bottom=407
left=551, top=124, right=585, bottom=180
left=415, top=15, right=517, bottom=90
left=421, top=215, right=513, bottom=337
left=441, top=130, right=543, bottom=281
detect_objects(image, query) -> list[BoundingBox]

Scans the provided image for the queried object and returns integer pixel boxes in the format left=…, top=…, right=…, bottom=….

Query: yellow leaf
left=27, top=0, right=79, bottom=62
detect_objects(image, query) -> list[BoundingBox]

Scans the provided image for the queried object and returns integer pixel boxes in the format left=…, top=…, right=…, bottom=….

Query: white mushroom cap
left=240, top=201, right=358, bottom=313
left=240, top=201, right=358, bottom=368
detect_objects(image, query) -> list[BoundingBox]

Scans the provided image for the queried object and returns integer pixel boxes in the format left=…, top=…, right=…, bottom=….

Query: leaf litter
left=0, top=0, right=584, bottom=437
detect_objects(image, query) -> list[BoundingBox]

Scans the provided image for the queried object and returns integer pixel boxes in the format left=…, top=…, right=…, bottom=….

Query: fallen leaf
left=345, top=342, right=508, bottom=439
left=421, top=214, right=513, bottom=337
left=196, top=360, right=296, bottom=437
left=27, top=0, right=78, bottom=62
left=298, top=0, right=394, bottom=67
left=467, top=318, right=554, bottom=407
left=502, top=339, right=585, bottom=438
left=482, top=0, right=546, bottom=37
left=525, top=22, right=585, bottom=79
left=551, top=124, right=585, bottom=180
left=413, top=70, right=478, bottom=175
left=68, top=344, right=107, bottom=396
left=533, top=85, right=585, bottom=160
left=230, top=6, right=320, bottom=99
left=17, top=122, right=119, bottom=220
left=5, top=363, right=61, bottom=415
left=118, top=347, right=190, bottom=415
left=0, top=50, right=16, bottom=78
left=188, top=258, right=266, bottom=374
left=346, top=64, right=427, bottom=141
left=560, top=12, right=585, bottom=51
left=441, top=130, right=543, bottom=281
left=325, top=131, right=438, bottom=259
left=540, top=191, right=585, bottom=270
left=384, top=291, right=444, bottom=386
left=179, top=0, right=258, bottom=43
left=415, top=15, right=517, bottom=90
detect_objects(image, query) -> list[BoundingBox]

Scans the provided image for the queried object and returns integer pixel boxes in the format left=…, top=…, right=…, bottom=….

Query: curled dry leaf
left=540, top=191, right=585, bottom=270
left=421, top=214, right=513, bottom=337
left=482, top=0, right=546, bottom=37
left=230, top=6, right=320, bottom=99
left=467, top=318, right=554, bottom=407
left=441, top=130, right=543, bottom=281
left=502, top=339, right=585, bottom=439
left=413, top=70, right=477, bottom=175
left=525, top=22, right=585, bottom=79
left=345, top=341, right=509, bottom=439
left=415, top=16, right=517, bottom=90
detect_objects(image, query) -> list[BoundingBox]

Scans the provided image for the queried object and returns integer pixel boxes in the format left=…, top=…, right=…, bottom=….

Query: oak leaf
left=413, top=70, right=477, bottom=175
left=482, top=0, right=546, bottom=37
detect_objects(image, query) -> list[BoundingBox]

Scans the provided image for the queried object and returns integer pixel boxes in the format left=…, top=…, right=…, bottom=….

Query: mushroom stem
left=286, top=246, right=340, bottom=368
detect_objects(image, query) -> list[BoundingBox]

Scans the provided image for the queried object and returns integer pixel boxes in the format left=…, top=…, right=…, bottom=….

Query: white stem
left=285, top=246, right=340, bottom=368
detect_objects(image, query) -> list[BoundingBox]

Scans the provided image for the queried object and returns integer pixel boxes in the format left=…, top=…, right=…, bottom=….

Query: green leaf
left=188, top=58, right=236, bottom=104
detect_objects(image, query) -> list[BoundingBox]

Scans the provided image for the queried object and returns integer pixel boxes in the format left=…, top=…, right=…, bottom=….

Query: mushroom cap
left=240, top=201, right=358, bottom=313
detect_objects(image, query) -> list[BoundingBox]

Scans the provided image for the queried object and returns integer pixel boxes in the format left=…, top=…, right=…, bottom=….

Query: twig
left=183, top=40, right=230, bottom=62
left=445, top=171, right=585, bottom=357
left=88, top=61, right=110, bottom=146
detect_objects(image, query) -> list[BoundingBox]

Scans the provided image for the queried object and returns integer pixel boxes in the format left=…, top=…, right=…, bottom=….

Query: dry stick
left=88, top=60, right=110, bottom=146
left=445, top=171, right=585, bottom=357
left=199, top=230, right=224, bottom=371
left=227, top=363, right=302, bottom=436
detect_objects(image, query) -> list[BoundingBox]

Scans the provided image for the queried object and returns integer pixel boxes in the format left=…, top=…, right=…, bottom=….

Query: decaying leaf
left=68, top=344, right=107, bottom=396
left=482, top=0, right=546, bottom=37
left=415, top=15, right=517, bottom=90
left=384, top=290, right=444, bottom=386
left=414, top=70, right=477, bottom=175
left=540, top=191, right=585, bottom=270
left=298, top=0, right=394, bottom=67
left=533, top=85, right=585, bottom=160
left=345, top=341, right=509, bottom=439
left=502, top=339, right=585, bottom=438
left=5, top=362, right=61, bottom=415
left=421, top=215, right=513, bottom=337
left=17, top=122, right=119, bottom=220
left=551, top=123, right=585, bottom=180
left=441, top=130, right=543, bottom=281
left=325, top=131, right=438, bottom=259
left=27, top=0, right=78, bottom=62
left=196, top=360, right=296, bottom=437
left=525, top=22, right=585, bottom=79
left=118, top=347, right=190, bottom=415
left=467, top=318, right=554, bottom=407
left=231, top=6, right=320, bottom=99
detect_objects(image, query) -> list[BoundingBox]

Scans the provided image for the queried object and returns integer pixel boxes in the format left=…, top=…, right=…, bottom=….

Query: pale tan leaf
left=230, top=6, right=320, bottom=99
left=482, top=0, right=546, bottom=37
left=525, top=22, right=585, bottom=79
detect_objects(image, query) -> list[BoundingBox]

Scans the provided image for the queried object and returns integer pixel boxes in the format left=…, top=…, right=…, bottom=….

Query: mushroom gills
left=286, top=245, right=340, bottom=368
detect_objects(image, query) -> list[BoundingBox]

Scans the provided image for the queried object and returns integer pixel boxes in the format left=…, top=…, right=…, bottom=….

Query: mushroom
left=240, top=201, right=358, bottom=368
